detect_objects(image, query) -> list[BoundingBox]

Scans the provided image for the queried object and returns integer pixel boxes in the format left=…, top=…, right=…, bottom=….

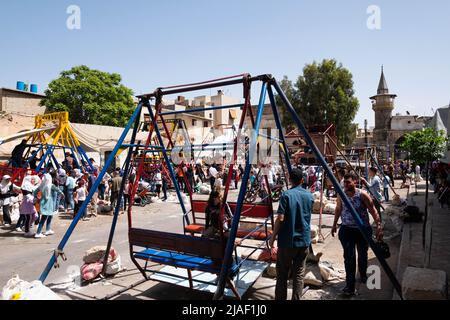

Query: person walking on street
left=209, top=164, right=218, bottom=190
left=34, top=173, right=64, bottom=238
left=73, top=179, right=88, bottom=221
left=1, top=175, right=19, bottom=227
left=331, top=172, right=383, bottom=296
left=269, top=168, right=313, bottom=300
left=154, top=169, right=163, bottom=198
left=161, top=172, right=168, bottom=201
left=17, top=184, right=37, bottom=237
left=65, top=170, right=77, bottom=214
left=110, top=169, right=122, bottom=211
left=361, top=167, right=383, bottom=218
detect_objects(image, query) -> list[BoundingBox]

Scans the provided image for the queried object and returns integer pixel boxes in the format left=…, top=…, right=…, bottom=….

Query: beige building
left=141, top=90, right=242, bottom=145
left=0, top=87, right=46, bottom=116
left=350, top=67, right=431, bottom=161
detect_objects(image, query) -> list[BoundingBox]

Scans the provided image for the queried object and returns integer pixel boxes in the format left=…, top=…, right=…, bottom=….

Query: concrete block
left=402, top=267, right=448, bottom=300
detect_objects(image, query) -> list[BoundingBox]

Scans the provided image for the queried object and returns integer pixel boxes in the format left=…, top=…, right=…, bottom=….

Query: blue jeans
left=338, top=225, right=372, bottom=291
left=58, top=186, right=65, bottom=208
left=98, top=184, right=106, bottom=200
left=384, top=188, right=389, bottom=202
left=66, top=188, right=74, bottom=210
left=37, top=215, right=53, bottom=234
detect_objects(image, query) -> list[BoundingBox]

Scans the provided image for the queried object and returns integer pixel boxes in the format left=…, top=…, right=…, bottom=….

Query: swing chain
left=53, top=249, right=67, bottom=269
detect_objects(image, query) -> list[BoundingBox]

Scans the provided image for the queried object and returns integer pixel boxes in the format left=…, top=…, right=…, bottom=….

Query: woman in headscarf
left=33, top=173, right=64, bottom=238
left=0, top=175, right=20, bottom=227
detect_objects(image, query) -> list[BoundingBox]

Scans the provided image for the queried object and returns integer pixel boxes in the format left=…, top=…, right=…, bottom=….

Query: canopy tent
left=429, top=106, right=450, bottom=164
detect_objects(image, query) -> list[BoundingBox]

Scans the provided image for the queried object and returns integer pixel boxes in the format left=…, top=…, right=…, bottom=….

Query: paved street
left=0, top=184, right=410, bottom=300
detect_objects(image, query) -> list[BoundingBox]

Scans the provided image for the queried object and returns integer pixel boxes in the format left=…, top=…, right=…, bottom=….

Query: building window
left=204, top=121, right=209, bottom=128
left=209, top=113, right=212, bottom=119
left=192, top=119, right=197, bottom=126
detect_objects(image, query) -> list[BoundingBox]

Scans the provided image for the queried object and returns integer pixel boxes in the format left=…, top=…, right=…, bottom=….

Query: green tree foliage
left=400, top=128, right=448, bottom=164
left=400, top=128, right=448, bottom=246
left=41, top=66, right=135, bottom=127
left=277, top=59, right=359, bottom=145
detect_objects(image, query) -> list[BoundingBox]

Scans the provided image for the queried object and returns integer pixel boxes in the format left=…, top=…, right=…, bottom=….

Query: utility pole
left=364, top=119, right=369, bottom=180
left=364, top=119, right=368, bottom=149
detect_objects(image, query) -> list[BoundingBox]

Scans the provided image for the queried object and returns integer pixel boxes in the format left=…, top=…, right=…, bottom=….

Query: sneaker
left=341, top=286, right=355, bottom=296
left=34, top=233, right=46, bottom=239
left=360, top=275, right=368, bottom=284
left=4, top=224, right=11, bottom=228
left=15, top=227, right=23, bottom=232
left=82, top=217, right=90, bottom=221
left=44, top=230, right=55, bottom=236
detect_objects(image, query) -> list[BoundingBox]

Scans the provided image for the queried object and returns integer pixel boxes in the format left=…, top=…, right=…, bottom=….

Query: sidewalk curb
left=393, top=222, right=410, bottom=300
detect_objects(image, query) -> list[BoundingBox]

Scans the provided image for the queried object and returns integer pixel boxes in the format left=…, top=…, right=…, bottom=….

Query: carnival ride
left=38, top=74, right=404, bottom=300
left=0, top=112, right=94, bottom=185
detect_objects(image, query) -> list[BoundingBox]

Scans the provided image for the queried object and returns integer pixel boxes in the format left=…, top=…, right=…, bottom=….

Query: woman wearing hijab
left=0, top=175, right=20, bottom=227
left=33, top=173, right=64, bottom=238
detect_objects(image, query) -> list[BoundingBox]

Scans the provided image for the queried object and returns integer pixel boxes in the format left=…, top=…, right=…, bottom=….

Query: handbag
left=376, top=240, right=391, bottom=259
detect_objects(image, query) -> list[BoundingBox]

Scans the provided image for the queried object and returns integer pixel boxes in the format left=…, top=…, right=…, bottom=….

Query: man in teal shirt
left=269, top=168, right=313, bottom=300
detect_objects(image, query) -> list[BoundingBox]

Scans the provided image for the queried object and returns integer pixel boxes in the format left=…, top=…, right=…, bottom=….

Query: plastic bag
left=257, top=247, right=278, bottom=262
left=1, top=275, right=61, bottom=300
left=105, top=255, right=122, bottom=276
left=81, top=262, right=103, bottom=281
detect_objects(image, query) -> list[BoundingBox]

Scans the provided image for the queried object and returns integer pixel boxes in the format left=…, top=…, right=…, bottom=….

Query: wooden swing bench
left=129, top=228, right=242, bottom=298
left=184, top=200, right=274, bottom=241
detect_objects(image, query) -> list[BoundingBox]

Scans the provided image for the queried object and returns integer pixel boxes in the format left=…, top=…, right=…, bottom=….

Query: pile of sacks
left=97, top=200, right=113, bottom=215
left=199, top=183, right=211, bottom=195
left=265, top=253, right=345, bottom=288
left=391, top=194, right=407, bottom=207
left=80, top=246, right=122, bottom=282
left=1, top=275, right=61, bottom=300
left=312, top=192, right=337, bottom=215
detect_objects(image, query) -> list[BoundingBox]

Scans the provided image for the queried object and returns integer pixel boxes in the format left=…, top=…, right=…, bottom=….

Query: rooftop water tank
left=16, top=81, right=25, bottom=91
left=30, top=84, right=38, bottom=93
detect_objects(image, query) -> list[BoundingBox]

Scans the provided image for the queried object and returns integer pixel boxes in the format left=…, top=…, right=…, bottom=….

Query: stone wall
left=0, top=89, right=46, bottom=116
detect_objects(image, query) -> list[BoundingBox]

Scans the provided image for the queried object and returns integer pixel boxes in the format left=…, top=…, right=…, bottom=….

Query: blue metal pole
left=23, top=144, right=44, bottom=169
left=101, top=103, right=143, bottom=276
left=213, top=82, right=268, bottom=300
left=77, top=146, right=95, bottom=173
left=271, top=80, right=403, bottom=299
left=160, top=103, right=244, bottom=116
left=145, top=100, right=190, bottom=226
left=50, top=149, right=61, bottom=170
left=36, top=146, right=54, bottom=172
left=267, top=85, right=293, bottom=176
left=69, top=147, right=81, bottom=171
left=39, top=103, right=144, bottom=283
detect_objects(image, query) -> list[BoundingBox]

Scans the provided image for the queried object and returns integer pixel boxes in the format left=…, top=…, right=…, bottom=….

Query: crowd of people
left=430, top=161, right=450, bottom=208
left=0, top=153, right=140, bottom=239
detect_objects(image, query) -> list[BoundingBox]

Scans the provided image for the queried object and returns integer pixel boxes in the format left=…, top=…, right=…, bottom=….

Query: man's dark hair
left=369, top=167, right=378, bottom=174
left=338, top=168, right=346, bottom=177
left=290, top=168, right=304, bottom=185
left=344, top=172, right=358, bottom=181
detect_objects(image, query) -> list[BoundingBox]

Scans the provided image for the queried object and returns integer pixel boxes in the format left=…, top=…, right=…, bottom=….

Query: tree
left=400, top=128, right=448, bottom=248
left=277, top=59, right=359, bottom=145
left=41, top=66, right=135, bottom=127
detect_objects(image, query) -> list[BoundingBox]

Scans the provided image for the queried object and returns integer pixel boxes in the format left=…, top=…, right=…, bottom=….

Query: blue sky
left=1, top=0, right=449, bottom=128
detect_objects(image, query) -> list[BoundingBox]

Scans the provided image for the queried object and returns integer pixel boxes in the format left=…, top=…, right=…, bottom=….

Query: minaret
left=370, top=66, right=397, bottom=145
